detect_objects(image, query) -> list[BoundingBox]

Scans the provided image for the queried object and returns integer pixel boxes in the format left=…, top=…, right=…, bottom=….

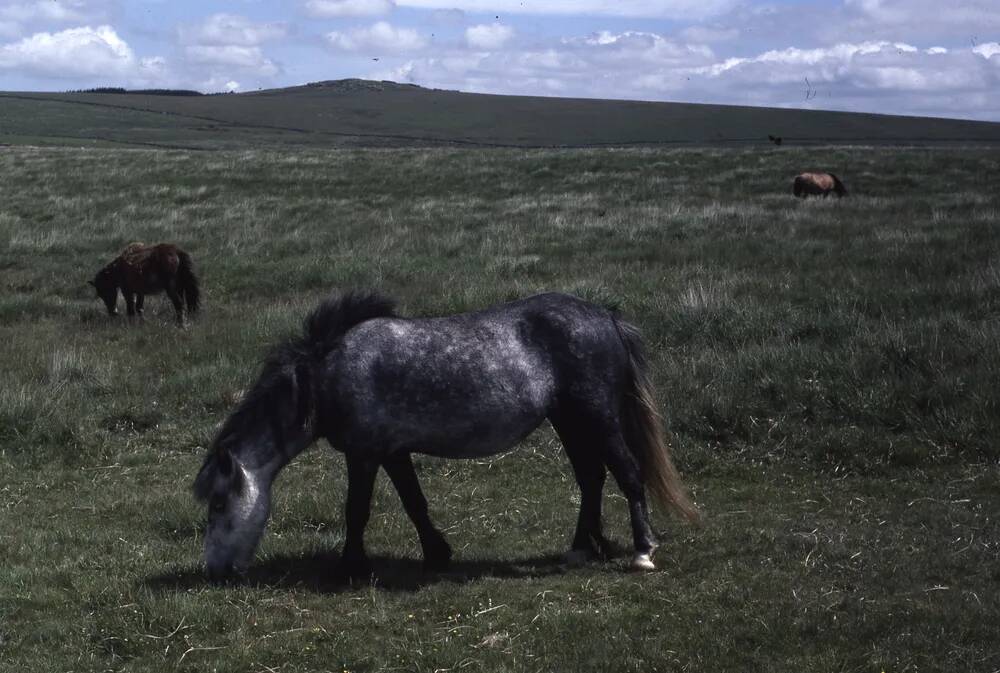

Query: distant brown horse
left=793, top=172, right=847, bottom=198
left=90, top=243, right=200, bottom=325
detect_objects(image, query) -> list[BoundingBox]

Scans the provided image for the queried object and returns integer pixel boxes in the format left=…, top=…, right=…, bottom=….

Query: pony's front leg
left=383, top=452, right=452, bottom=571
left=135, top=293, right=145, bottom=317
left=336, top=454, right=379, bottom=583
left=123, top=292, right=136, bottom=317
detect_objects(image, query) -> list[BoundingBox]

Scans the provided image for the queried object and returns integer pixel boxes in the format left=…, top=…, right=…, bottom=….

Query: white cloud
left=0, top=14, right=285, bottom=91
left=179, top=14, right=289, bottom=47
left=465, top=23, right=513, bottom=50
left=305, top=0, right=395, bottom=17
left=173, top=13, right=285, bottom=85
left=672, top=1, right=1000, bottom=56
left=973, top=42, right=1000, bottom=59
left=837, top=0, right=1000, bottom=42
left=0, top=21, right=20, bottom=39
left=0, top=1, right=94, bottom=25
left=0, top=25, right=135, bottom=78
left=0, top=0, right=113, bottom=39
left=564, top=31, right=714, bottom=65
left=378, top=29, right=1000, bottom=120
left=701, top=41, right=921, bottom=78
left=325, top=21, right=426, bottom=52
left=139, top=55, right=167, bottom=76
left=680, top=25, right=739, bottom=43
left=687, top=39, right=999, bottom=116
left=846, top=0, right=1000, bottom=26
left=926, top=47, right=948, bottom=55
left=384, top=30, right=715, bottom=97
left=396, top=0, right=736, bottom=20
left=183, top=45, right=280, bottom=75
left=430, top=8, right=465, bottom=25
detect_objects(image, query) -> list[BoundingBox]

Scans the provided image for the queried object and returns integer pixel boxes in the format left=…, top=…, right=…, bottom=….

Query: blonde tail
left=615, top=318, right=701, bottom=523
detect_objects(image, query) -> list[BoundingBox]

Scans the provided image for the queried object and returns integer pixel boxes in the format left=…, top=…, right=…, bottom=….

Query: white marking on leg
left=631, top=552, right=655, bottom=571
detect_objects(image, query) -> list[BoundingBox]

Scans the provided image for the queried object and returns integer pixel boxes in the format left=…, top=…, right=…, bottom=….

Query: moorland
left=1, top=84, right=999, bottom=672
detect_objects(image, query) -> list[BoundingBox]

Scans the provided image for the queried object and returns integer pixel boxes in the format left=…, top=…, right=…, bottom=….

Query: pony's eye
left=210, top=497, right=226, bottom=513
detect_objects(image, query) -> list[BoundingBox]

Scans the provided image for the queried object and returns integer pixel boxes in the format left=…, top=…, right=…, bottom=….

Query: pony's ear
left=192, top=453, right=217, bottom=501
left=192, top=447, right=243, bottom=501
left=216, top=448, right=233, bottom=476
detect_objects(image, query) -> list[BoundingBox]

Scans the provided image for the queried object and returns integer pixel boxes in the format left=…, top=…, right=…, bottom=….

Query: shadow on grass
left=144, top=550, right=574, bottom=594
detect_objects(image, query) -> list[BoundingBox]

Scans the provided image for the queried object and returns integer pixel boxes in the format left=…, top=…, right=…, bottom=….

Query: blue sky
left=0, top=0, right=998, bottom=120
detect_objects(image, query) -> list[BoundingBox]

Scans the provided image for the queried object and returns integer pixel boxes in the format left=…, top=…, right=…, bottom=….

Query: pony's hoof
left=564, top=549, right=593, bottom=567
left=422, top=534, right=452, bottom=572
left=630, top=553, right=656, bottom=571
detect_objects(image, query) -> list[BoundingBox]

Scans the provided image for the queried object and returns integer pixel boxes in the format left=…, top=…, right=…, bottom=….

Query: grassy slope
left=3, top=80, right=1000, bottom=149
left=1, top=145, right=999, bottom=672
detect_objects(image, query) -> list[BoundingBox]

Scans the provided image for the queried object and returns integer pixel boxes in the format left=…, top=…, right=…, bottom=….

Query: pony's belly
left=410, top=421, right=544, bottom=459
left=343, top=405, right=548, bottom=459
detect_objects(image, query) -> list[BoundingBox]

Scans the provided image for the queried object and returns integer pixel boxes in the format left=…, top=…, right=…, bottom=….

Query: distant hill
left=2, top=79, right=999, bottom=150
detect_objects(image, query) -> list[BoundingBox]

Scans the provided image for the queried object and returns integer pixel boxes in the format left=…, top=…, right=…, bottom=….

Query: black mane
left=195, top=291, right=397, bottom=498
left=302, top=291, right=397, bottom=360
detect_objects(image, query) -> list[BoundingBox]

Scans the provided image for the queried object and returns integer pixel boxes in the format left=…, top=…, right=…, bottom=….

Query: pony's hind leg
left=551, top=414, right=612, bottom=564
left=382, top=452, right=452, bottom=571
left=165, top=286, right=185, bottom=326
left=135, top=293, right=145, bottom=317
left=336, top=454, right=379, bottom=583
left=602, top=431, right=659, bottom=571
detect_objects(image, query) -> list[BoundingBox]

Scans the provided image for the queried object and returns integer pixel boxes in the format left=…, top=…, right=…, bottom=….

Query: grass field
left=1, top=144, right=999, bottom=672
left=4, top=80, right=1000, bottom=149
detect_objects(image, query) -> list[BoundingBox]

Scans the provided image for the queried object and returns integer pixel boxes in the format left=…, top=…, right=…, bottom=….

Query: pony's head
left=192, top=357, right=318, bottom=581
left=193, top=443, right=272, bottom=582
left=190, top=291, right=395, bottom=581
left=89, top=268, right=119, bottom=316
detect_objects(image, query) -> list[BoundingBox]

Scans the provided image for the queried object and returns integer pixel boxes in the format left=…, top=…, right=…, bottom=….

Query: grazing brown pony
left=90, top=243, right=200, bottom=325
left=793, top=172, right=847, bottom=198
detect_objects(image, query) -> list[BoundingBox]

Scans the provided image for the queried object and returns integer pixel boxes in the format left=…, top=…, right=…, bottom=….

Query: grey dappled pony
left=193, top=291, right=698, bottom=582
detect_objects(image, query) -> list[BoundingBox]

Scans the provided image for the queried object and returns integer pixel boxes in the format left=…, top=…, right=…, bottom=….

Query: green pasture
left=1, top=145, right=998, bottom=672
left=4, top=81, right=1000, bottom=149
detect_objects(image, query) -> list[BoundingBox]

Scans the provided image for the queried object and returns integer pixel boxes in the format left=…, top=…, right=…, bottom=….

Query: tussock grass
left=1, top=146, right=998, bottom=671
